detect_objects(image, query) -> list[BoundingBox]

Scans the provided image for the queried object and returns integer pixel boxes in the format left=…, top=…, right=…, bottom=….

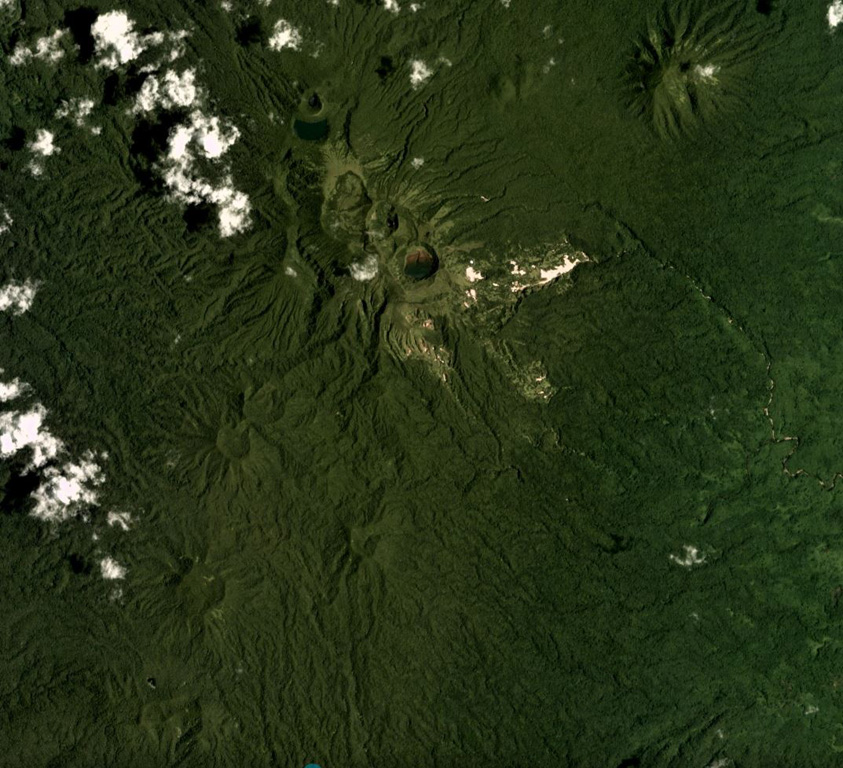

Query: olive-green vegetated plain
left=1, top=0, right=842, bottom=765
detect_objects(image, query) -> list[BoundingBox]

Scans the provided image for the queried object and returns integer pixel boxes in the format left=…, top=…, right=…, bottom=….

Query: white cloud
left=134, top=69, right=199, bottom=113
left=0, top=380, right=110, bottom=526
left=29, top=129, right=58, bottom=176
left=669, top=544, right=706, bottom=568
left=0, top=405, right=63, bottom=468
left=10, top=29, right=67, bottom=65
left=211, top=183, right=251, bottom=237
left=0, top=207, right=11, bottom=234
left=91, top=12, right=188, bottom=69
left=705, top=759, right=730, bottom=768
left=384, top=0, right=400, bottom=11
left=138, top=30, right=189, bottom=72
left=56, top=97, right=96, bottom=126
left=92, top=11, right=146, bottom=67
left=350, top=253, right=379, bottom=281
left=410, top=59, right=432, bottom=88
left=160, top=110, right=249, bottom=237
left=0, top=0, right=16, bottom=9
left=30, top=129, right=58, bottom=157
left=31, top=453, right=104, bottom=522
left=107, top=511, right=132, bottom=530
left=0, top=279, right=37, bottom=315
left=0, top=375, right=27, bottom=402
left=142, top=31, right=165, bottom=47
left=411, top=157, right=424, bottom=168
left=166, top=30, right=189, bottom=63
left=269, top=20, right=302, bottom=51
left=91, top=11, right=187, bottom=70
left=693, top=63, right=719, bottom=82
left=31, top=29, right=66, bottom=61
left=100, top=556, right=126, bottom=579
left=465, top=265, right=484, bottom=282
left=185, top=113, right=238, bottom=159
left=127, top=58, right=248, bottom=236
left=830, top=1, right=843, bottom=27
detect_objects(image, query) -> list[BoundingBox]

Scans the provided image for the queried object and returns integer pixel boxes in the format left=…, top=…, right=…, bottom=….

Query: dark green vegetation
left=1, top=0, right=843, bottom=766
left=623, top=0, right=776, bottom=139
